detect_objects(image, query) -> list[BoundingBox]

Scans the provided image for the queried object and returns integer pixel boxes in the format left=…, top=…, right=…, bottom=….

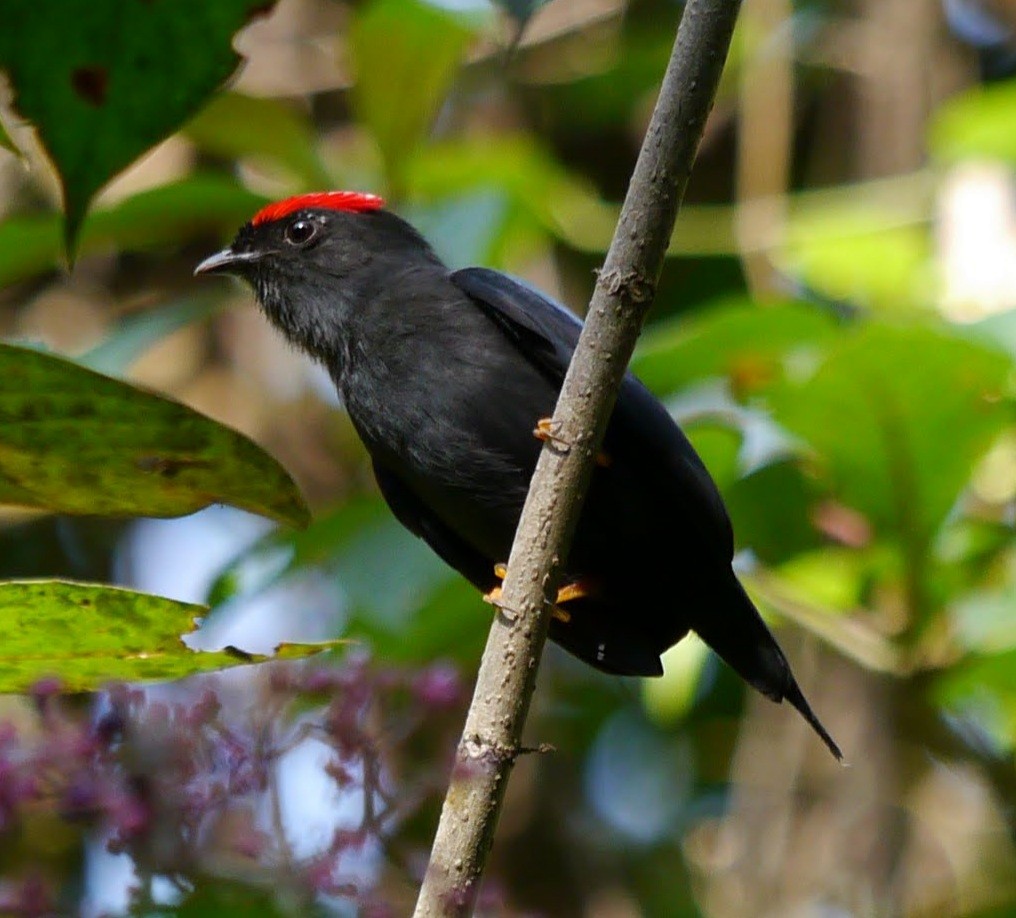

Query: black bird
left=196, top=191, right=842, bottom=760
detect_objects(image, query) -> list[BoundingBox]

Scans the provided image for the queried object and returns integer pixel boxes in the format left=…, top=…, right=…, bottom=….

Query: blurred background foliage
left=1, top=0, right=1016, bottom=914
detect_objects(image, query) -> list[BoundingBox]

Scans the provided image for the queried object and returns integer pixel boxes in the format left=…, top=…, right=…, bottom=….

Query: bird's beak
left=193, top=248, right=260, bottom=277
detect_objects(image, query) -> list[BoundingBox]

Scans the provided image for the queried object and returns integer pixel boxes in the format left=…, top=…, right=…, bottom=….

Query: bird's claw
left=485, top=563, right=573, bottom=623
left=483, top=584, right=519, bottom=622
left=547, top=579, right=593, bottom=623
left=533, top=418, right=611, bottom=467
left=550, top=605, right=571, bottom=623
left=533, top=417, right=569, bottom=451
left=555, top=581, right=590, bottom=604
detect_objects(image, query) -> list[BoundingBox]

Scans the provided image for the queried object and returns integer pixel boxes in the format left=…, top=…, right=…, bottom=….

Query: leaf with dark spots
left=0, top=0, right=280, bottom=253
left=0, top=343, right=309, bottom=527
left=135, top=456, right=213, bottom=479
left=71, top=66, right=108, bottom=106
left=0, top=581, right=343, bottom=692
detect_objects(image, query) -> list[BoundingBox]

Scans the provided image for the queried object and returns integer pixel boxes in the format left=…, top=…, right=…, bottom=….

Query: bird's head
left=195, top=191, right=439, bottom=361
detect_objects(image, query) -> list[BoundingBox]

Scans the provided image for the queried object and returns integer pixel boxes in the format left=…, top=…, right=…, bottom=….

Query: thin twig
left=413, top=2, right=743, bottom=915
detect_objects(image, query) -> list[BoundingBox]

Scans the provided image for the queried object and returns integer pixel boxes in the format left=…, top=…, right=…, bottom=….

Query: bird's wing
left=371, top=458, right=498, bottom=591
left=451, top=267, right=734, bottom=559
left=450, top=267, right=581, bottom=379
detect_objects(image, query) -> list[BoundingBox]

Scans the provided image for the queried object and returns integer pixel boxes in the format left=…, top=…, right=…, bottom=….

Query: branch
left=413, top=3, right=743, bottom=914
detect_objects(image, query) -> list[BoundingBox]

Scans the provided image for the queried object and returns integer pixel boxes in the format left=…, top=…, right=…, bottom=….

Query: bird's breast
left=340, top=340, right=549, bottom=560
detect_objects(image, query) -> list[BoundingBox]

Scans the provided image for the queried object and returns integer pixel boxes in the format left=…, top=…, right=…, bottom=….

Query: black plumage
left=196, top=196, right=842, bottom=760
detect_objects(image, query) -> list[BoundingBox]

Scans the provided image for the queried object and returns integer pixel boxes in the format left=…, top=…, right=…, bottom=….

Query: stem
left=412, top=3, right=743, bottom=914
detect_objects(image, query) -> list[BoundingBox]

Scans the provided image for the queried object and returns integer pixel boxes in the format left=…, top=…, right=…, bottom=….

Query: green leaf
left=184, top=92, right=330, bottom=187
left=631, top=299, right=839, bottom=397
left=0, top=175, right=266, bottom=288
left=930, top=81, right=1016, bottom=164
left=780, top=209, right=931, bottom=312
left=768, top=324, right=1013, bottom=543
left=350, top=0, right=478, bottom=188
left=0, top=343, right=308, bottom=526
left=0, top=0, right=277, bottom=253
left=0, top=580, right=339, bottom=693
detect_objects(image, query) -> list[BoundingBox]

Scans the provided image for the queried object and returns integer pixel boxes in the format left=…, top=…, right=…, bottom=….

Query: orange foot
left=550, top=579, right=597, bottom=623
left=533, top=417, right=611, bottom=467
left=483, top=563, right=575, bottom=623
left=555, top=581, right=591, bottom=604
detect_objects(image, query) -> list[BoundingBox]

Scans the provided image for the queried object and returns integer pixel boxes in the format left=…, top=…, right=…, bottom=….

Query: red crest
left=251, top=191, right=385, bottom=226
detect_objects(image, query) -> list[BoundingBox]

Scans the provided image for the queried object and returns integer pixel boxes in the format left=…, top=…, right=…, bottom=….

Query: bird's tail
left=692, top=573, right=843, bottom=762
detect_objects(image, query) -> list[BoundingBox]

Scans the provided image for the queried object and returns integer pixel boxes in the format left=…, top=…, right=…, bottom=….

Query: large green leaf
left=0, top=581, right=337, bottom=693
left=0, top=344, right=308, bottom=526
left=0, top=0, right=276, bottom=253
left=768, top=324, right=1013, bottom=542
left=350, top=0, right=479, bottom=189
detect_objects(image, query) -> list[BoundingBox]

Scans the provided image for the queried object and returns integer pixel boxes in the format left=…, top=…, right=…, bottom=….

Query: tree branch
left=413, top=3, right=743, bottom=914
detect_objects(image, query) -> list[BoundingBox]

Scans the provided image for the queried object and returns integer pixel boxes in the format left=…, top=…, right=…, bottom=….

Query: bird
left=195, top=190, right=842, bottom=760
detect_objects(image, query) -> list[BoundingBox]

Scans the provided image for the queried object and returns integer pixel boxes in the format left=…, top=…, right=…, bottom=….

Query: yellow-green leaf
left=0, top=581, right=341, bottom=693
left=0, top=344, right=308, bottom=526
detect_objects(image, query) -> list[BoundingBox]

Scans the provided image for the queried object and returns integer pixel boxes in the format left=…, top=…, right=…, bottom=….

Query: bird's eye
left=284, top=219, right=317, bottom=246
